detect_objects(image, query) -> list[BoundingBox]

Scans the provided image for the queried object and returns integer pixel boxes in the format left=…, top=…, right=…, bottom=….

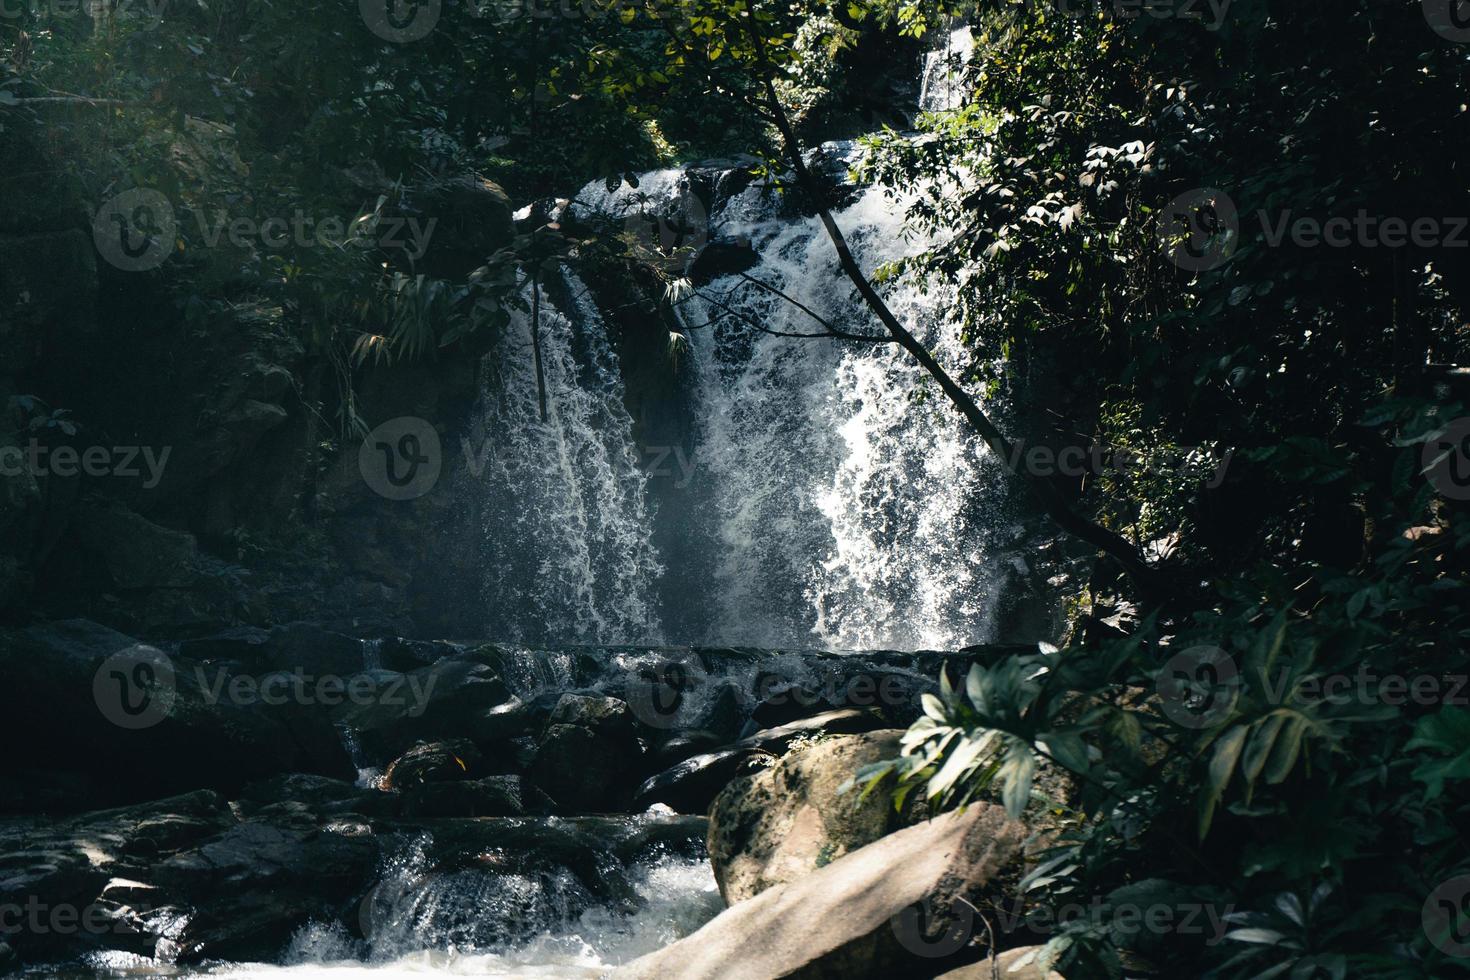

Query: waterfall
left=918, top=25, right=975, bottom=112
left=468, top=32, right=1002, bottom=652
left=675, top=155, right=1008, bottom=651
left=471, top=269, right=666, bottom=646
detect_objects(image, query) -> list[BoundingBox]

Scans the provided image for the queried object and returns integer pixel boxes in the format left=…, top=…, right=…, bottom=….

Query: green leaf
left=1000, top=745, right=1036, bottom=819
left=1408, top=707, right=1470, bottom=799
left=1200, top=724, right=1248, bottom=838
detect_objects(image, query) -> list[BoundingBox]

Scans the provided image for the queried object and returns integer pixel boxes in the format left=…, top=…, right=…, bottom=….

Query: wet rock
left=401, top=174, right=515, bottom=281
left=235, top=774, right=398, bottom=819
left=382, top=739, right=483, bottom=790
left=335, top=657, right=512, bottom=761
left=527, top=710, right=645, bottom=813
left=152, top=816, right=379, bottom=962
left=708, top=730, right=913, bottom=904
left=691, top=237, right=761, bottom=282
left=400, top=774, right=551, bottom=818
left=613, top=804, right=1026, bottom=980
left=548, top=692, right=636, bottom=734
left=176, top=626, right=272, bottom=665
left=635, top=708, right=886, bottom=815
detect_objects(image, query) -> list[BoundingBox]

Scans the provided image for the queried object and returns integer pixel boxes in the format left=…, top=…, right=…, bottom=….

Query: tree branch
left=741, top=15, right=1172, bottom=601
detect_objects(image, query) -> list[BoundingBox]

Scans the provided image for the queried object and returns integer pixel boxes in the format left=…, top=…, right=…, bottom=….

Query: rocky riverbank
left=0, top=618, right=1063, bottom=977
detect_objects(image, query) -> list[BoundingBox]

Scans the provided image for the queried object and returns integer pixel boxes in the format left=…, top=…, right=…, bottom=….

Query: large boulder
left=381, top=738, right=484, bottom=790
left=936, top=947, right=1066, bottom=979
left=332, top=656, right=512, bottom=761
left=613, top=804, right=1027, bottom=980
left=526, top=695, right=645, bottom=813
left=707, top=730, right=914, bottom=904
left=634, top=708, right=886, bottom=815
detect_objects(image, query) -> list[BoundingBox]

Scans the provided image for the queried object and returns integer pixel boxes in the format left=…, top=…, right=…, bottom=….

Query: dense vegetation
left=4, top=0, right=1469, bottom=977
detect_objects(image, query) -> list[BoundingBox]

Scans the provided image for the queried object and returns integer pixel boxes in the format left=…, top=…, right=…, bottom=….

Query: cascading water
left=468, top=31, right=1007, bottom=652
left=673, top=152, right=1007, bottom=651
left=470, top=269, right=666, bottom=646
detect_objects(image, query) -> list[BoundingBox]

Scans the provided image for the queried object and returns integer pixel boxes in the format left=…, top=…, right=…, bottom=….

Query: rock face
left=0, top=619, right=354, bottom=810
left=707, top=730, right=913, bottom=904
left=527, top=694, right=645, bottom=812
left=613, top=804, right=1027, bottom=980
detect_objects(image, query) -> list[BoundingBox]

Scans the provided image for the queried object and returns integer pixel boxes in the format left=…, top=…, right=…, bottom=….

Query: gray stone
left=613, top=804, right=1026, bottom=980
left=708, top=730, right=913, bottom=904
